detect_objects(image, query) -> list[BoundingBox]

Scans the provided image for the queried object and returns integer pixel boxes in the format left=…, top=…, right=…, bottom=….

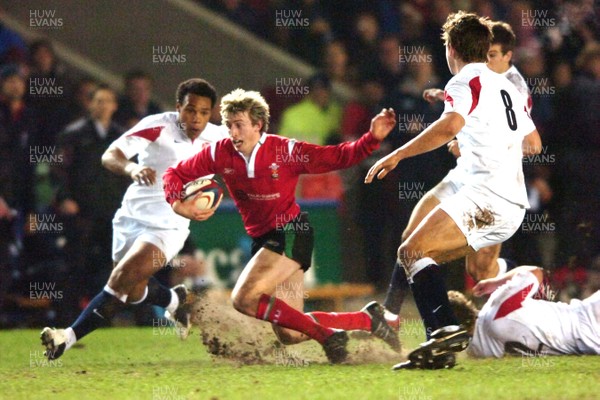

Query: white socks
left=165, top=289, right=180, bottom=314
left=405, top=257, right=437, bottom=280
left=64, top=327, right=77, bottom=351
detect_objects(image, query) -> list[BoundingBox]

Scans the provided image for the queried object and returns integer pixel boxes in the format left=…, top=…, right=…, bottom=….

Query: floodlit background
left=0, top=0, right=599, bottom=329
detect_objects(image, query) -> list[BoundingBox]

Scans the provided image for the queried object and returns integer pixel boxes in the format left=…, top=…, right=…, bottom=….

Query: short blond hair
left=220, top=88, right=270, bottom=132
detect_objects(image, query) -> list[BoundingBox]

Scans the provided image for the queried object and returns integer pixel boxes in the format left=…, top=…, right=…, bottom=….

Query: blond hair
left=220, top=88, right=270, bottom=132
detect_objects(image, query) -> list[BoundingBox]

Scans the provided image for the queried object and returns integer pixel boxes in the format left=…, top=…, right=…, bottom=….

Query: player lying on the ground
left=365, top=11, right=541, bottom=368
left=40, top=79, right=227, bottom=360
left=164, top=89, right=399, bottom=363
left=380, top=19, right=536, bottom=336
left=447, top=265, right=600, bottom=358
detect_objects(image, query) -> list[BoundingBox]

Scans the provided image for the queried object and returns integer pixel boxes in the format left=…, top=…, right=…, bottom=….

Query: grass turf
left=1, top=320, right=599, bottom=400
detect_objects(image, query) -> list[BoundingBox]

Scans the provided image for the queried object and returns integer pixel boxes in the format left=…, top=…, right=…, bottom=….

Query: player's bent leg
left=40, top=242, right=162, bottom=361
left=465, top=244, right=502, bottom=281
left=398, top=207, right=473, bottom=340
left=231, top=247, right=298, bottom=315
left=381, top=190, right=442, bottom=329
left=402, top=190, right=441, bottom=242
left=399, top=206, right=473, bottom=268
left=272, top=269, right=309, bottom=345
left=108, top=240, right=165, bottom=301
left=232, top=248, right=348, bottom=363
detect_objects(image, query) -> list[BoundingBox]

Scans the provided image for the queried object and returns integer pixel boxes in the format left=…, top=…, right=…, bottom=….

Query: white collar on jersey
left=236, top=132, right=267, bottom=178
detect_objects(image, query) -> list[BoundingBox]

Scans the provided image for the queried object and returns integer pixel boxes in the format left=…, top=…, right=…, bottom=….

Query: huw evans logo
left=275, top=77, right=309, bottom=96
left=29, top=10, right=63, bottom=29
left=152, top=46, right=187, bottom=65
left=275, top=9, right=309, bottom=28
left=29, top=78, right=64, bottom=97
left=521, top=10, right=556, bottom=27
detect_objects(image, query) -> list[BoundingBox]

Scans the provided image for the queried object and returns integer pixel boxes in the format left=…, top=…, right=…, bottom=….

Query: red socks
left=256, top=294, right=334, bottom=344
left=307, top=311, right=371, bottom=331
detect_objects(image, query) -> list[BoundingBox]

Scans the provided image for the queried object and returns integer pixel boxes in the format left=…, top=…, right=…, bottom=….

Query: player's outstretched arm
left=365, top=111, right=464, bottom=183
left=293, top=108, right=396, bottom=175
left=423, top=88, right=445, bottom=103
left=101, top=145, right=157, bottom=186
left=472, top=266, right=544, bottom=297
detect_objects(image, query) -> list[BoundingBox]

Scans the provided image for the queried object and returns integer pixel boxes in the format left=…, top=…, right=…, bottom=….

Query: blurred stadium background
left=0, top=0, right=599, bottom=330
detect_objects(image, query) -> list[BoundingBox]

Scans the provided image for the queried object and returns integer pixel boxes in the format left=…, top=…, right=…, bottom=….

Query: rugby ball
left=182, top=178, right=223, bottom=210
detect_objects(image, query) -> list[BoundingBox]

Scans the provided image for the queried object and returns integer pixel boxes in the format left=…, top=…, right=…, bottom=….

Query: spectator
left=545, top=0, right=599, bottom=69
left=340, top=75, right=385, bottom=141
left=323, top=40, right=355, bottom=86
left=55, top=84, right=129, bottom=310
left=398, top=2, right=425, bottom=44
left=279, top=73, right=342, bottom=145
left=286, top=0, right=333, bottom=65
left=65, top=78, right=98, bottom=125
left=374, top=35, right=406, bottom=96
left=347, top=11, right=381, bottom=79
left=114, top=70, right=162, bottom=129
left=0, top=22, right=28, bottom=66
left=0, top=64, right=31, bottom=324
left=550, top=42, right=600, bottom=266
left=26, top=39, right=72, bottom=145
left=0, top=64, right=39, bottom=214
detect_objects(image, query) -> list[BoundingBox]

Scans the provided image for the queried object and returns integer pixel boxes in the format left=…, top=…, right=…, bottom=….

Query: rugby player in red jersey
left=164, top=88, right=398, bottom=363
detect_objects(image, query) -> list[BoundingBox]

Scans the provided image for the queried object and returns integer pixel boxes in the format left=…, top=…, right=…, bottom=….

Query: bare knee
left=398, top=240, right=422, bottom=267
left=107, top=266, right=137, bottom=294
left=231, top=288, right=259, bottom=316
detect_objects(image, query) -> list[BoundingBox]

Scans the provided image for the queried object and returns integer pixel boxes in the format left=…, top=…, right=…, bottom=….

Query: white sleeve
left=111, top=122, right=163, bottom=160
left=442, top=78, right=474, bottom=120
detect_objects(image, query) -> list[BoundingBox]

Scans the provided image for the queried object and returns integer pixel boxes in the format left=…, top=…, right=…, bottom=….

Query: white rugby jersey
left=442, top=63, right=536, bottom=207
left=468, top=270, right=600, bottom=357
left=503, top=65, right=532, bottom=112
left=111, top=112, right=228, bottom=229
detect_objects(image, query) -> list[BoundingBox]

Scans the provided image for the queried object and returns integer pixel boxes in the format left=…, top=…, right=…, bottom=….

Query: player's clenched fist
left=370, top=108, right=396, bottom=141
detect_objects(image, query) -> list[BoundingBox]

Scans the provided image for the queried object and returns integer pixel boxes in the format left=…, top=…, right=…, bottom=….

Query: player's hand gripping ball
left=182, top=178, right=224, bottom=210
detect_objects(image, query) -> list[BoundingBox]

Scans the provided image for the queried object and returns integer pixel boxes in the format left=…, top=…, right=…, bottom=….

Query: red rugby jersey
left=163, top=131, right=380, bottom=237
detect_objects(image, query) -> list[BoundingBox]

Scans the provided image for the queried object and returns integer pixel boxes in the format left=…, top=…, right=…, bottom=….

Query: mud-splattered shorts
left=431, top=179, right=525, bottom=251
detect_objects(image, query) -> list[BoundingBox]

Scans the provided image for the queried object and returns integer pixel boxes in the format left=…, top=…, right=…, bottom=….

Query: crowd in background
left=1, top=0, right=599, bottom=326
left=204, top=0, right=600, bottom=296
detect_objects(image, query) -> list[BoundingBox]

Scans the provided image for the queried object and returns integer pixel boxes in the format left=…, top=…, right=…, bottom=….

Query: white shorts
left=112, top=213, right=189, bottom=263
left=429, top=172, right=463, bottom=201
left=436, top=183, right=526, bottom=251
